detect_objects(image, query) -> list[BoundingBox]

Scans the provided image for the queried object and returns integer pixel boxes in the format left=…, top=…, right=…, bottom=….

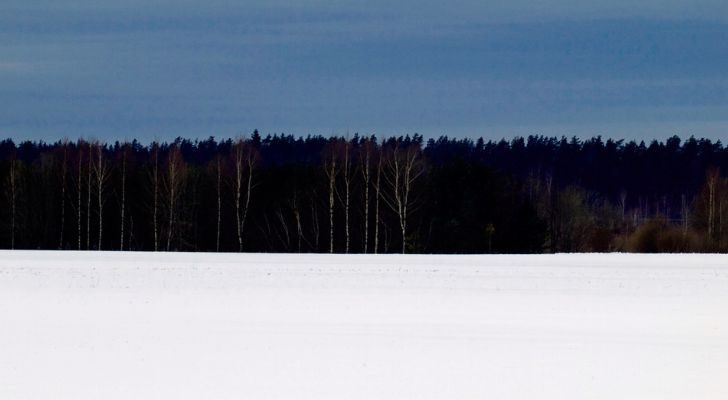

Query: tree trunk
left=98, top=151, right=103, bottom=251
left=310, top=194, right=320, bottom=251
left=241, top=154, right=254, bottom=250
left=86, top=143, right=92, bottom=250
left=164, top=146, right=186, bottom=252
left=167, top=177, right=174, bottom=252
left=360, top=142, right=371, bottom=253
left=77, top=146, right=82, bottom=250
left=120, top=147, right=127, bottom=251
left=166, top=148, right=179, bottom=251
left=59, top=143, right=68, bottom=249
left=374, top=152, right=382, bottom=254
left=9, top=159, right=17, bottom=250
left=381, top=143, right=424, bottom=254
left=343, top=141, right=350, bottom=253
left=216, top=157, right=221, bottom=252
left=233, top=140, right=255, bottom=252
left=152, top=145, right=159, bottom=251
left=708, top=170, right=717, bottom=243
left=326, top=157, right=336, bottom=253
left=292, top=192, right=303, bottom=252
left=94, top=144, right=110, bottom=251
left=235, top=145, right=243, bottom=251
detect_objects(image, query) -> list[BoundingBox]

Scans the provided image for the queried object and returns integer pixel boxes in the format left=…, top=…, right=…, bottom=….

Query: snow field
left=0, top=252, right=727, bottom=399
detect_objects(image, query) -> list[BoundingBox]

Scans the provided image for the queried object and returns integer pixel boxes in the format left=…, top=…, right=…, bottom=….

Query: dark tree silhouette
left=0, top=134, right=726, bottom=253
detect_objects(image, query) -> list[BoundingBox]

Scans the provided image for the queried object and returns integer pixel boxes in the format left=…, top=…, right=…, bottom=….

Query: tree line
left=1, top=132, right=727, bottom=253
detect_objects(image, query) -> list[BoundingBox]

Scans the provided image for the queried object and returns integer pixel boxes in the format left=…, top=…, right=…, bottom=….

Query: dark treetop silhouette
left=0, top=133, right=726, bottom=253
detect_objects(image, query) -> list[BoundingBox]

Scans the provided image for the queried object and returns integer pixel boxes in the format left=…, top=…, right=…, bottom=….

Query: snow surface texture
left=0, top=251, right=727, bottom=399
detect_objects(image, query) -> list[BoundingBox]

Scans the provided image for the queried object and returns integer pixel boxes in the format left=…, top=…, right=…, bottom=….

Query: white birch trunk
left=153, top=145, right=159, bottom=251
left=343, top=142, right=350, bottom=253
left=381, top=143, right=424, bottom=254
left=326, top=156, right=337, bottom=253
left=77, top=146, right=82, bottom=250
left=235, top=145, right=242, bottom=251
left=216, top=157, right=221, bottom=252
left=93, top=144, right=110, bottom=251
left=59, top=143, right=67, bottom=249
left=119, top=147, right=126, bottom=251
left=241, top=153, right=254, bottom=251
left=360, top=142, right=371, bottom=253
left=166, top=148, right=179, bottom=252
left=374, top=153, right=382, bottom=254
left=9, top=159, right=17, bottom=250
left=86, top=143, right=92, bottom=250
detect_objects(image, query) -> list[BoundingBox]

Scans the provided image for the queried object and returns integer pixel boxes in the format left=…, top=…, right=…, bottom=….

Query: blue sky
left=1, top=0, right=728, bottom=142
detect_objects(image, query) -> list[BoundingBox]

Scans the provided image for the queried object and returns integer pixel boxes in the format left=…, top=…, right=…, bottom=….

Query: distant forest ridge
left=0, top=132, right=726, bottom=253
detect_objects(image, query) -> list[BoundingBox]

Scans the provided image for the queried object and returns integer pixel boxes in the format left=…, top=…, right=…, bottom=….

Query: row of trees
left=1, top=133, right=727, bottom=253
left=0, top=134, right=433, bottom=253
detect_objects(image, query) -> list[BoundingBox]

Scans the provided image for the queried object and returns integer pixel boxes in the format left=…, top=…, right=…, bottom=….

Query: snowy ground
left=0, top=251, right=727, bottom=399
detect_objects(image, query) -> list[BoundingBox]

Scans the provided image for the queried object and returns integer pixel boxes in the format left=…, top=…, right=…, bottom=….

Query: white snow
left=0, top=251, right=727, bottom=399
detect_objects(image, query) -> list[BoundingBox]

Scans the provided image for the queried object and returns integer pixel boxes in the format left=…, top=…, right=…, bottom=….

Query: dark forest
left=1, top=132, right=727, bottom=253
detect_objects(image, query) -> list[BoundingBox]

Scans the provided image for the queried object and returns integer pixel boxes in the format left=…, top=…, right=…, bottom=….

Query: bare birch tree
left=619, top=189, right=627, bottom=223
left=92, top=142, right=111, bottom=250
left=59, top=140, right=68, bottom=249
left=309, top=191, right=320, bottom=251
left=359, top=138, right=374, bottom=253
left=373, top=146, right=383, bottom=254
left=291, top=192, right=305, bottom=252
left=7, top=158, right=19, bottom=249
left=149, top=142, right=161, bottom=251
left=213, top=155, right=222, bottom=252
left=86, top=142, right=92, bottom=250
left=76, top=142, right=83, bottom=250
left=707, top=167, right=719, bottom=243
left=338, top=139, right=352, bottom=253
left=119, top=143, right=129, bottom=251
left=232, top=138, right=258, bottom=252
left=165, top=145, right=186, bottom=251
left=322, top=141, right=339, bottom=253
left=381, top=141, right=425, bottom=254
